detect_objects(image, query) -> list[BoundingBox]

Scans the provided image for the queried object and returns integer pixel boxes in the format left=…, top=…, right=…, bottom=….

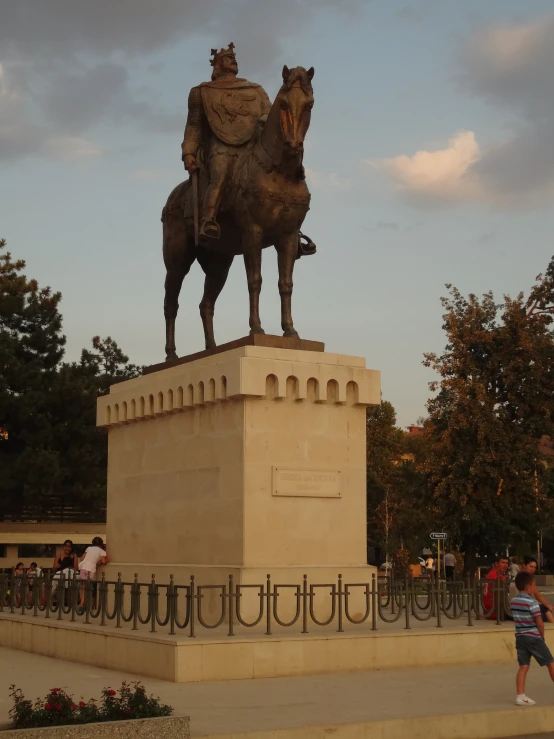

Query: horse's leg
left=276, top=231, right=300, bottom=339
left=243, top=226, right=265, bottom=335
left=197, top=248, right=234, bottom=349
left=163, top=215, right=195, bottom=361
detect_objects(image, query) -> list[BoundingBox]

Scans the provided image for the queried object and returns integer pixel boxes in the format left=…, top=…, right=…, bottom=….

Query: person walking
left=510, top=571, right=554, bottom=705
left=509, top=557, right=520, bottom=581
left=483, top=555, right=509, bottom=620
left=509, top=556, right=554, bottom=624
left=425, top=555, right=434, bottom=579
left=444, top=551, right=456, bottom=581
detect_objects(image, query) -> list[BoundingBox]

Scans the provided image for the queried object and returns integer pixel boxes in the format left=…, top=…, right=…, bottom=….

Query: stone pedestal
left=96, top=338, right=380, bottom=615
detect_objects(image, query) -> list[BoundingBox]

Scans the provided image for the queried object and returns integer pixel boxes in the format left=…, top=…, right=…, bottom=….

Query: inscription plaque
left=272, top=467, right=341, bottom=498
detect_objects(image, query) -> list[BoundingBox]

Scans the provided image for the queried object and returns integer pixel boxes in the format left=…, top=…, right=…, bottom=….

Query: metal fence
left=0, top=571, right=511, bottom=638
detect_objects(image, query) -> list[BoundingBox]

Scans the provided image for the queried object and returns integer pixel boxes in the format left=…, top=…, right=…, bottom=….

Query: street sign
left=430, top=532, right=447, bottom=540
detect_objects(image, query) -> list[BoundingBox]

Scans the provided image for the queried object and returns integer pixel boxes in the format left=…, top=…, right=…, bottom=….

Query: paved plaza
left=2, top=646, right=554, bottom=737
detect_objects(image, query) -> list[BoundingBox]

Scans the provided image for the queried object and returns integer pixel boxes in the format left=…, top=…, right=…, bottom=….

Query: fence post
left=265, top=574, right=272, bottom=636
left=228, top=575, right=235, bottom=637
left=337, top=574, right=344, bottom=633
left=371, top=573, right=377, bottom=631
left=188, top=575, right=196, bottom=638
left=132, top=574, right=139, bottom=631
left=301, top=574, right=309, bottom=634
left=404, top=575, right=411, bottom=630
left=435, top=572, right=442, bottom=628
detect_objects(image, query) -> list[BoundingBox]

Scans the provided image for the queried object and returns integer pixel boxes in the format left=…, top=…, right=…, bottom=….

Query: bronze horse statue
left=162, top=65, right=315, bottom=360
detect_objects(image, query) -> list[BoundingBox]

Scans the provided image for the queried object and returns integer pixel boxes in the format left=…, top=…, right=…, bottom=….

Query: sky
left=1, top=0, right=554, bottom=427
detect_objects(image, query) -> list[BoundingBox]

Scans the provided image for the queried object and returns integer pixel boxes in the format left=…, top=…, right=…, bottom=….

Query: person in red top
left=483, top=556, right=509, bottom=620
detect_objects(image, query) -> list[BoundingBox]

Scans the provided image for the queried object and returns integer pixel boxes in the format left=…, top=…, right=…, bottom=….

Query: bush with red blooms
left=9, top=682, right=172, bottom=729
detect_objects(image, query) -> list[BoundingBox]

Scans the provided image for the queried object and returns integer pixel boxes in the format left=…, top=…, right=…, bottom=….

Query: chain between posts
left=0, top=569, right=509, bottom=638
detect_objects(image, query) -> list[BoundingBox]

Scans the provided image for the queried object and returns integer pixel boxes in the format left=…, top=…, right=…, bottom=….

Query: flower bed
left=7, top=683, right=175, bottom=731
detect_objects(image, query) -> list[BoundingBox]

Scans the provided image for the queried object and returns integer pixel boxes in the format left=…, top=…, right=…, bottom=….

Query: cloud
left=374, top=130, right=481, bottom=205
left=306, top=169, right=349, bottom=190
left=460, top=15, right=554, bottom=118
left=0, top=0, right=365, bottom=164
left=46, top=137, right=103, bottom=161
left=0, top=1, right=217, bottom=59
left=376, top=14, right=554, bottom=210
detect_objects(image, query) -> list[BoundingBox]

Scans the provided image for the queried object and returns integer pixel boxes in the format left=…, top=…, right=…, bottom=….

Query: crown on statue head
left=210, top=42, right=236, bottom=67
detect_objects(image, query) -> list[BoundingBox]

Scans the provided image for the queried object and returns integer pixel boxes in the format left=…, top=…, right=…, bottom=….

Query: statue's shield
left=201, top=84, right=265, bottom=146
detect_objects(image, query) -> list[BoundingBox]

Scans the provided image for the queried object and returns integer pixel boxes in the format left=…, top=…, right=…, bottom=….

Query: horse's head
left=277, top=65, right=314, bottom=156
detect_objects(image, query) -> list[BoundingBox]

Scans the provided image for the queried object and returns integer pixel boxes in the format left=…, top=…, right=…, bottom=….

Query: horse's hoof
left=165, top=350, right=178, bottom=362
left=205, top=341, right=217, bottom=351
left=283, top=329, right=299, bottom=339
left=250, top=327, right=265, bottom=336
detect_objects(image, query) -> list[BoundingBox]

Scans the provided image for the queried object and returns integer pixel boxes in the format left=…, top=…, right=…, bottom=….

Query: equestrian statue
left=162, top=43, right=316, bottom=360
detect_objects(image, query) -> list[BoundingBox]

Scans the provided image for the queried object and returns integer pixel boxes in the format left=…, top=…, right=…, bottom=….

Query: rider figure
left=181, top=43, right=271, bottom=242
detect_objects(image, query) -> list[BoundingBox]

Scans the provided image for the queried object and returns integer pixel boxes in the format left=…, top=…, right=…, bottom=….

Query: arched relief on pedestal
left=186, top=385, right=194, bottom=407
left=326, top=379, right=339, bottom=405
left=307, top=377, right=320, bottom=403
left=286, top=375, right=299, bottom=401
left=265, top=373, right=279, bottom=400
left=207, top=378, right=216, bottom=403
left=346, top=381, right=359, bottom=406
left=98, top=361, right=375, bottom=427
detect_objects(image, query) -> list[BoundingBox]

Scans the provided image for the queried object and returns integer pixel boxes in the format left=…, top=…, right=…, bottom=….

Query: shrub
left=9, top=682, right=172, bottom=729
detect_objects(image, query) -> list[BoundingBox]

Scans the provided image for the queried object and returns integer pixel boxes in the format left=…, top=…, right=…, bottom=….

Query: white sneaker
left=516, top=695, right=536, bottom=706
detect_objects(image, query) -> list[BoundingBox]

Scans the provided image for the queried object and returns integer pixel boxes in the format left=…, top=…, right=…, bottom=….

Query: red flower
left=79, top=701, right=86, bottom=708
left=51, top=688, right=60, bottom=693
left=55, top=705, right=62, bottom=712
left=107, top=690, right=116, bottom=697
left=44, top=703, right=52, bottom=710
left=71, top=704, right=77, bottom=710
left=126, top=708, right=132, bottom=713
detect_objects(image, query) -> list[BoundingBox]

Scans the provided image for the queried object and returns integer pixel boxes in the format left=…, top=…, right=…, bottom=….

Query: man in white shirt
left=444, top=551, right=456, bottom=581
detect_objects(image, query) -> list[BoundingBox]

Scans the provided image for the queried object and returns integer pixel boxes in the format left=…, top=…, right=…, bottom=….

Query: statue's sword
left=191, top=170, right=199, bottom=247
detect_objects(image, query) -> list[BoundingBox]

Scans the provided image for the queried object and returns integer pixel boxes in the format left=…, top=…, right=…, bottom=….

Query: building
left=0, top=497, right=106, bottom=570
left=0, top=523, right=106, bottom=570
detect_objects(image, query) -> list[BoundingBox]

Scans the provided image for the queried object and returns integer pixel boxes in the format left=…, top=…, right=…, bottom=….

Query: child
left=26, top=562, right=41, bottom=603
left=510, top=571, right=554, bottom=705
left=78, top=537, right=108, bottom=610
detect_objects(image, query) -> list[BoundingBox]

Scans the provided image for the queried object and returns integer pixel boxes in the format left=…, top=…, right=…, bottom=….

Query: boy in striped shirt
left=510, top=571, right=554, bottom=705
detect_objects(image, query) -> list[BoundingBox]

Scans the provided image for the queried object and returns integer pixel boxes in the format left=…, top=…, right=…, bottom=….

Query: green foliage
left=9, top=683, right=172, bottom=729
left=0, top=239, right=141, bottom=516
left=0, top=239, right=66, bottom=512
left=366, top=402, right=432, bottom=561
left=424, top=257, right=554, bottom=572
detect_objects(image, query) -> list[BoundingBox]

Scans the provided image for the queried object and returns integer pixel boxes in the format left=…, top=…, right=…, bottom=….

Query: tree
left=49, top=337, right=141, bottom=512
left=0, top=239, right=66, bottom=513
left=424, top=257, right=554, bottom=573
left=0, top=238, right=141, bottom=518
left=366, top=402, right=431, bottom=563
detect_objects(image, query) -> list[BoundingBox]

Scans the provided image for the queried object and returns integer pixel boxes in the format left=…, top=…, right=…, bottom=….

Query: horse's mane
left=282, top=67, right=312, bottom=96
